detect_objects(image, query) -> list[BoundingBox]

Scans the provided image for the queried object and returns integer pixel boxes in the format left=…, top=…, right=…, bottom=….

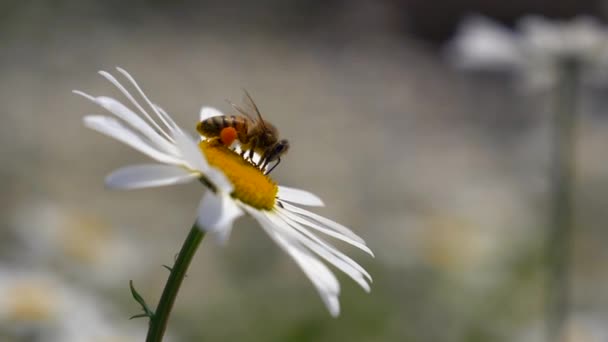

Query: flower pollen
left=199, top=140, right=277, bottom=210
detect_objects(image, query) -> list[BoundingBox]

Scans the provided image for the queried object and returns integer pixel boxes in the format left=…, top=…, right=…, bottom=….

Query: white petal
left=105, top=164, right=198, bottom=190
left=74, top=91, right=177, bottom=155
left=277, top=186, right=324, bottom=207
left=279, top=202, right=373, bottom=256
left=288, top=244, right=341, bottom=317
left=324, top=297, right=340, bottom=317
left=269, top=211, right=371, bottom=292
left=249, top=209, right=340, bottom=317
left=98, top=70, right=174, bottom=143
left=205, top=167, right=234, bottom=193
left=83, top=115, right=183, bottom=165
left=154, top=103, right=184, bottom=135
left=173, top=130, right=209, bottom=172
left=196, top=191, right=243, bottom=242
left=274, top=209, right=372, bottom=282
left=115, top=67, right=180, bottom=135
left=199, top=106, right=225, bottom=122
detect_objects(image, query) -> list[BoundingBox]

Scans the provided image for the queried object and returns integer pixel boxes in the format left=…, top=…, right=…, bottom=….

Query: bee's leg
left=257, top=151, right=268, bottom=168
left=260, top=154, right=270, bottom=169
left=265, top=158, right=280, bottom=175
left=248, top=139, right=257, bottom=163
left=240, top=149, right=255, bottom=166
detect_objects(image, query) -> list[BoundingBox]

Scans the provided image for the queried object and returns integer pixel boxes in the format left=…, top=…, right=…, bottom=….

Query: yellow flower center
left=199, top=140, right=277, bottom=210
left=7, top=283, right=58, bottom=321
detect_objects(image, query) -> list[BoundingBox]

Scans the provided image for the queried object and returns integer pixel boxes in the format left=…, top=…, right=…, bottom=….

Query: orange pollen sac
left=220, top=127, right=238, bottom=146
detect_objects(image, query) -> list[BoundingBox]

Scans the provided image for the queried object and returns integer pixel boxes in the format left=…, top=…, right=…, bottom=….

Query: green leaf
left=129, top=280, right=155, bottom=319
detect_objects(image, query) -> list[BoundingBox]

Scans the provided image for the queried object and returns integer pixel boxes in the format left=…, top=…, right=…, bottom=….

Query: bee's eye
left=276, top=140, right=289, bottom=153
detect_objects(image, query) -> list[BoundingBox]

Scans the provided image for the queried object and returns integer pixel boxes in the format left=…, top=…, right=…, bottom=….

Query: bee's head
left=267, top=139, right=289, bottom=162
left=259, top=121, right=279, bottom=146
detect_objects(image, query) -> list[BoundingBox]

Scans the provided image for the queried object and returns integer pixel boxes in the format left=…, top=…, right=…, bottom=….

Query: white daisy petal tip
left=250, top=209, right=362, bottom=318
left=327, top=297, right=340, bottom=317
left=199, top=106, right=225, bottom=122
left=367, top=248, right=375, bottom=258
left=362, top=281, right=372, bottom=293
left=115, top=66, right=129, bottom=74
left=277, top=186, right=324, bottom=207
left=277, top=203, right=373, bottom=256
left=82, top=115, right=97, bottom=125
left=267, top=209, right=373, bottom=296
left=98, top=69, right=112, bottom=79
left=72, top=89, right=95, bottom=101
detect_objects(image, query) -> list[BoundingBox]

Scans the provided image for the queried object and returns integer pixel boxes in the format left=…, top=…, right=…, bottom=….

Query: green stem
left=546, top=58, right=579, bottom=342
left=146, top=224, right=205, bottom=342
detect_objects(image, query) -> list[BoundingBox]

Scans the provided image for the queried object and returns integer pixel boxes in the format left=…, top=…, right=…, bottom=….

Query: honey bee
left=197, top=90, right=289, bottom=174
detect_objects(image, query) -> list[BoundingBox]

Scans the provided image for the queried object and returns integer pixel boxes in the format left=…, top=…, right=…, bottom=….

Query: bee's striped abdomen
left=197, top=115, right=249, bottom=141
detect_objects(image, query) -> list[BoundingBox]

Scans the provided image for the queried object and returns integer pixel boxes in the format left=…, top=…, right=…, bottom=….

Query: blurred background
left=2, top=0, right=608, bottom=341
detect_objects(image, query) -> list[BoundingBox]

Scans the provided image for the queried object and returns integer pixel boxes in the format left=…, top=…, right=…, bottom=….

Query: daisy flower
left=74, top=67, right=373, bottom=317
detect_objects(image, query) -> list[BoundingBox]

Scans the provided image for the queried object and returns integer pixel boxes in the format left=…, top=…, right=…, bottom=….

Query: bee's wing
left=226, top=98, right=256, bottom=122
left=240, top=89, right=268, bottom=129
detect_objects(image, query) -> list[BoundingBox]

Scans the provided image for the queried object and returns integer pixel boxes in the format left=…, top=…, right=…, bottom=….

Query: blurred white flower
left=9, top=200, right=144, bottom=288
left=75, top=67, right=373, bottom=317
left=516, top=313, right=608, bottom=342
left=0, top=267, right=147, bottom=342
left=448, top=16, right=524, bottom=71
left=562, top=314, right=608, bottom=342
left=448, top=15, right=608, bottom=89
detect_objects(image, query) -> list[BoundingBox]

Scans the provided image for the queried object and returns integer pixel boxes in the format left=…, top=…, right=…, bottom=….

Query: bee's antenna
left=242, top=89, right=268, bottom=130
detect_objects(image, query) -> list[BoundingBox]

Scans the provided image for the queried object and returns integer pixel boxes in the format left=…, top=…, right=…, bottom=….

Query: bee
left=196, top=90, right=290, bottom=174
